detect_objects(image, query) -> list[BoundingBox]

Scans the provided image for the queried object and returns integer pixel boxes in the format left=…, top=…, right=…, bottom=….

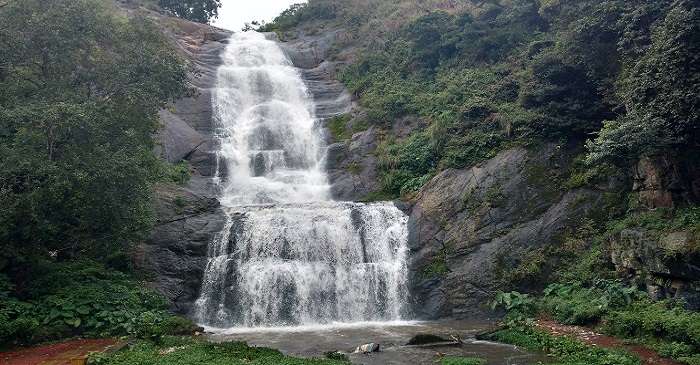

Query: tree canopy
left=158, top=0, right=222, bottom=23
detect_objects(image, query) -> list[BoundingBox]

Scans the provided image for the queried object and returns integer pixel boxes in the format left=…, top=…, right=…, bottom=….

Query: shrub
left=540, top=281, right=641, bottom=325
left=129, top=311, right=199, bottom=342
left=326, top=115, right=352, bottom=142
left=603, top=301, right=700, bottom=348
left=0, top=261, right=187, bottom=347
left=164, top=161, right=192, bottom=186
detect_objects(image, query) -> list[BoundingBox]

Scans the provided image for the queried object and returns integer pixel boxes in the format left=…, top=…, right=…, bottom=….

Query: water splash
left=194, top=32, right=409, bottom=328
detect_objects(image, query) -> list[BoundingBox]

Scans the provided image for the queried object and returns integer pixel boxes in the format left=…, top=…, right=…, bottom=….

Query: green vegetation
left=165, top=160, right=192, bottom=186
left=490, top=280, right=700, bottom=364
left=488, top=327, right=640, bottom=365
left=327, top=114, right=352, bottom=142
left=0, top=261, right=198, bottom=348
left=0, top=0, right=188, bottom=268
left=0, top=0, right=192, bottom=348
left=264, top=0, right=699, bottom=199
left=158, top=0, right=222, bottom=23
left=439, top=356, right=486, bottom=365
left=604, top=301, right=700, bottom=364
left=89, top=337, right=348, bottom=365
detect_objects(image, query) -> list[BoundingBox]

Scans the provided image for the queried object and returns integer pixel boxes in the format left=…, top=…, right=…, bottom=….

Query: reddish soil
left=535, top=319, right=682, bottom=365
left=0, top=338, right=121, bottom=365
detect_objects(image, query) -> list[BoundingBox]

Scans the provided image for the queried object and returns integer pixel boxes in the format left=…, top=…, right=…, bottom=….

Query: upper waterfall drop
left=194, top=32, right=410, bottom=329
left=213, top=31, right=329, bottom=205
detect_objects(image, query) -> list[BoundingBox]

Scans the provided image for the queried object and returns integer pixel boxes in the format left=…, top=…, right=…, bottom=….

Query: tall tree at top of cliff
left=159, top=0, right=221, bottom=23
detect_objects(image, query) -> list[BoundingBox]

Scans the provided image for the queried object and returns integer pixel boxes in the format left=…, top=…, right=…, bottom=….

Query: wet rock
left=327, top=127, right=380, bottom=201
left=156, top=110, right=205, bottom=163
left=354, top=343, right=380, bottom=354
left=405, top=334, right=450, bottom=346
left=136, top=183, right=226, bottom=314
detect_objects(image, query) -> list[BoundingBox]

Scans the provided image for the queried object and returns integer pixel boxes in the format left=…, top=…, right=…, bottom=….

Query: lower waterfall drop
left=193, top=32, right=410, bottom=329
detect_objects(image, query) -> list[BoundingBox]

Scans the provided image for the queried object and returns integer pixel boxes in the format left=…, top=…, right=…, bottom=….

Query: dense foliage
left=158, top=0, right=222, bottom=23
left=491, top=280, right=700, bottom=364
left=265, top=0, right=699, bottom=198
left=0, top=0, right=191, bottom=347
left=0, top=262, right=197, bottom=347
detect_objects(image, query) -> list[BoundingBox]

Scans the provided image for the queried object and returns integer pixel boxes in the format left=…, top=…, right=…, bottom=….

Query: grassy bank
left=486, top=326, right=640, bottom=365
left=89, top=337, right=348, bottom=365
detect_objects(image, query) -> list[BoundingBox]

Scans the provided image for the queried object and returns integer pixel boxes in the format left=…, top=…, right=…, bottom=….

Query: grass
left=327, top=115, right=352, bottom=142
left=440, top=356, right=486, bottom=365
left=89, top=337, right=348, bottom=365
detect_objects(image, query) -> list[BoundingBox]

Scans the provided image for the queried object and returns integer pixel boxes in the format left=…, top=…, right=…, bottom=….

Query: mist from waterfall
left=194, top=32, right=410, bottom=329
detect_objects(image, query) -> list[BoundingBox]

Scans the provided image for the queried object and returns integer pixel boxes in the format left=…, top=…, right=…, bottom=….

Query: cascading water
left=193, top=32, right=410, bottom=329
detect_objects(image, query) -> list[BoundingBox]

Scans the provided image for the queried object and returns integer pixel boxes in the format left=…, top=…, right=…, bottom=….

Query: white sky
left=212, top=0, right=307, bottom=31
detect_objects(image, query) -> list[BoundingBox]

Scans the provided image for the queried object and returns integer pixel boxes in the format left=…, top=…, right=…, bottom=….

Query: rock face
left=276, top=31, right=378, bottom=201
left=610, top=229, right=700, bottom=309
left=326, top=127, right=381, bottom=201
left=117, top=3, right=231, bottom=314
left=407, top=145, right=602, bottom=318
left=135, top=184, right=226, bottom=314
left=633, top=155, right=700, bottom=209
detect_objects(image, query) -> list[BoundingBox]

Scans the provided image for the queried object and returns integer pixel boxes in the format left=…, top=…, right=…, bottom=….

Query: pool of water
left=207, top=320, right=550, bottom=365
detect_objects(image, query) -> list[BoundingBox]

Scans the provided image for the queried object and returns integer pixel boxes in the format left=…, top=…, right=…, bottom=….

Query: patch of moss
left=420, top=243, right=452, bottom=279
left=173, top=196, right=187, bottom=214
left=484, top=185, right=507, bottom=208
left=346, top=162, right=361, bottom=175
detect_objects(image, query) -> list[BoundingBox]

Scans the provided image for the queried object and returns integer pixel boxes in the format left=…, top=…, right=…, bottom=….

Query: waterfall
left=193, top=32, right=409, bottom=329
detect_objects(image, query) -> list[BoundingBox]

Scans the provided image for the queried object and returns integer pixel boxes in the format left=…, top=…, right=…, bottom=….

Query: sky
left=212, top=0, right=307, bottom=31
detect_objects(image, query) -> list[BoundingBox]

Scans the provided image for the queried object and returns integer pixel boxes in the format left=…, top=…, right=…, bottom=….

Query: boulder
left=353, top=343, right=380, bottom=354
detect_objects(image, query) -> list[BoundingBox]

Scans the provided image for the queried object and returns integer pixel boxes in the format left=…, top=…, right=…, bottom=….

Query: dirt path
left=0, top=338, right=121, bottom=365
left=535, top=319, right=681, bottom=365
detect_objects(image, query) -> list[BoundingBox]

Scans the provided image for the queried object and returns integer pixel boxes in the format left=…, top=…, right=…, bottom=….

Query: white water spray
left=194, top=32, right=409, bottom=328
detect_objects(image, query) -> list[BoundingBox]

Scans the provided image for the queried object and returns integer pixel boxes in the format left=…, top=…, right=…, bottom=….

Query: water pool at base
left=207, top=320, right=551, bottom=365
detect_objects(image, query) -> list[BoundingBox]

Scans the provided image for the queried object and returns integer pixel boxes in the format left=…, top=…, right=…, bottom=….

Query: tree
left=0, top=0, right=189, bottom=272
left=587, top=1, right=700, bottom=163
left=158, top=0, right=221, bottom=23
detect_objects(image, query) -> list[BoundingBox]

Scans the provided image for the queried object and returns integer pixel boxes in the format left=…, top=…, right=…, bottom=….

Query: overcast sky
left=212, top=0, right=307, bottom=31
